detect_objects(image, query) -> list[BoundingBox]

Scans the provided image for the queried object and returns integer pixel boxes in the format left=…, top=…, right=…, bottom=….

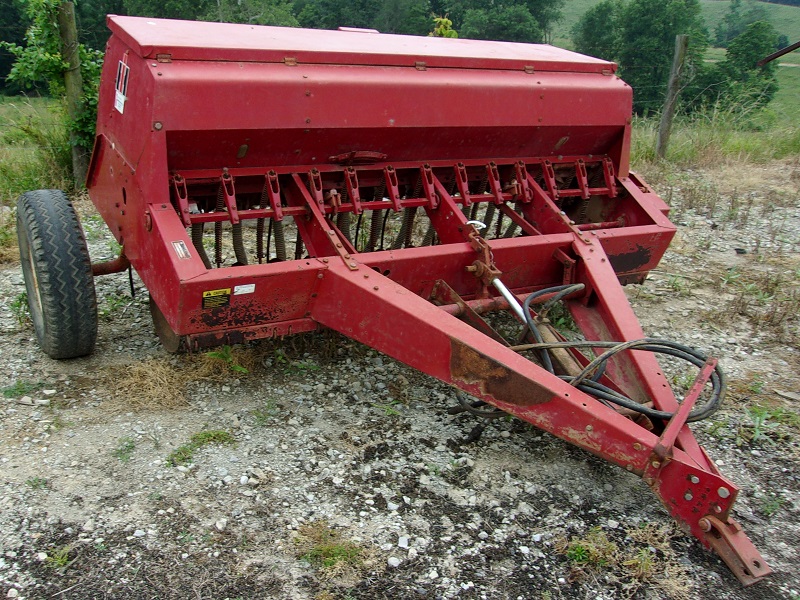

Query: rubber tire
left=17, top=190, right=98, bottom=359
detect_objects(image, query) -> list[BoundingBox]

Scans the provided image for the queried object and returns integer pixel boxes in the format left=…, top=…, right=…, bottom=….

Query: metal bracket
left=265, top=170, right=284, bottom=221
left=308, top=168, right=325, bottom=206
left=553, top=248, right=576, bottom=285
left=515, top=161, right=532, bottom=203
left=384, top=166, right=401, bottom=212
left=699, top=516, right=773, bottom=586
left=542, top=160, right=560, bottom=203
left=455, top=163, right=471, bottom=206
left=220, top=171, right=239, bottom=224
left=345, top=167, right=362, bottom=214
left=420, top=164, right=438, bottom=209
left=487, top=162, right=504, bottom=205
left=602, top=157, right=618, bottom=198
left=576, top=159, right=590, bottom=200
left=172, top=174, right=191, bottom=227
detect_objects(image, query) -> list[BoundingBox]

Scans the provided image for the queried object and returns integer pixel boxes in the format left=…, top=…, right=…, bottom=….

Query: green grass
left=0, top=96, right=71, bottom=205
left=2, top=380, right=43, bottom=398
left=112, top=437, right=136, bottom=463
left=167, top=429, right=235, bottom=466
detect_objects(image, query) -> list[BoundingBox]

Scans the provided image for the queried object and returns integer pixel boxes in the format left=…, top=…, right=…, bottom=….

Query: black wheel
left=17, top=190, right=97, bottom=359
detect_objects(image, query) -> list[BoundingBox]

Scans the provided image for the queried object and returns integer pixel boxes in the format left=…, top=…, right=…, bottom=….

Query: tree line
left=1, top=0, right=788, bottom=125
left=572, top=0, right=783, bottom=115
left=1, top=0, right=569, bottom=94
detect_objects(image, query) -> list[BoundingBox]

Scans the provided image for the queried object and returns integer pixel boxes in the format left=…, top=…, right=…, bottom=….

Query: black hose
left=516, top=284, right=724, bottom=422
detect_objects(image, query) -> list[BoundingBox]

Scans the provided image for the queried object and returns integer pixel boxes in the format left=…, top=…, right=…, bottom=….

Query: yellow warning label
left=202, top=288, right=231, bottom=309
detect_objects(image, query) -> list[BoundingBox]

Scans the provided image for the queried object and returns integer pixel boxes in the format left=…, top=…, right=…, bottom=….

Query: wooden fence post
left=57, top=1, right=88, bottom=187
left=656, top=34, right=689, bottom=160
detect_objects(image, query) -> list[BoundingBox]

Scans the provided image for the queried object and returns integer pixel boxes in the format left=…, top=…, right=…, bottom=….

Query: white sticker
left=234, top=284, right=255, bottom=296
left=114, top=55, right=130, bottom=114
left=172, top=240, right=191, bottom=260
left=114, top=90, right=126, bottom=114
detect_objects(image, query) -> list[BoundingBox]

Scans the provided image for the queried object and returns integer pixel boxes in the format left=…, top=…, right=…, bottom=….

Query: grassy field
left=0, top=96, right=71, bottom=206
left=552, top=0, right=800, bottom=48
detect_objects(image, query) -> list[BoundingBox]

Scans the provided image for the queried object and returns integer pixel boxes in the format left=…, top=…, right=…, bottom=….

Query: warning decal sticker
left=202, top=288, right=231, bottom=309
left=114, top=54, right=130, bottom=114
left=234, top=284, right=255, bottom=296
left=172, top=241, right=191, bottom=260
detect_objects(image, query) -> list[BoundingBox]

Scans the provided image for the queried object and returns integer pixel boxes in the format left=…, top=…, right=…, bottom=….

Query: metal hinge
left=284, top=57, right=298, bottom=66
left=602, top=68, right=613, bottom=76
left=156, top=53, right=172, bottom=63
left=415, top=61, right=427, bottom=71
left=524, top=65, right=535, bottom=74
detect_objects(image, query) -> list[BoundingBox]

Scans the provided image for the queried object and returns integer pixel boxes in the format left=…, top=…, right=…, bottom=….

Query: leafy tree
left=680, top=21, right=779, bottom=116
left=719, top=21, right=779, bottom=107
left=444, top=0, right=563, bottom=43
left=2, top=0, right=103, bottom=101
left=76, top=0, right=127, bottom=50
left=571, top=0, right=623, bottom=60
left=713, top=0, right=768, bottom=48
left=617, top=0, right=707, bottom=115
left=0, top=0, right=30, bottom=94
left=122, top=0, right=211, bottom=20
left=202, top=0, right=299, bottom=26
left=297, top=0, right=381, bottom=30
left=573, top=0, right=706, bottom=115
left=373, top=0, right=430, bottom=35
left=460, top=5, right=542, bottom=43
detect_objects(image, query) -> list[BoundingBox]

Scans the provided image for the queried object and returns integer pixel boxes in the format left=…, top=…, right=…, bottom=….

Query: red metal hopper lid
left=107, top=16, right=616, bottom=74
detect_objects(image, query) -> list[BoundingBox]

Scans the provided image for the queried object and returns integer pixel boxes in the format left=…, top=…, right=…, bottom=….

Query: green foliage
left=617, top=0, right=708, bottom=115
left=461, top=5, right=543, bottom=43
left=122, top=0, right=213, bottom=19
left=10, top=293, right=30, bottom=326
left=295, top=521, right=367, bottom=571
left=167, top=429, right=235, bottom=466
left=571, top=0, right=623, bottom=60
left=112, top=437, right=136, bottom=462
left=201, top=0, right=300, bottom=26
left=2, top=380, right=43, bottom=398
left=713, top=0, right=768, bottom=48
left=562, top=527, right=618, bottom=567
left=45, top=546, right=71, bottom=568
left=573, top=0, right=783, bottom=117
left=373, top=0, right=431, bottom=35
left=251, top=399, right=279, bottom=425
left=206, top=345, right=250, bottom=374
left=298, top=0, right=382, bottom=30
left=1, top=0, right=103, bottom=185
left=719, top=21, right=779, bottom=107
left=430, top=15, right=458, bottom=37
left=446, top=0, right=564, bottom=43
left=25, top=477, right=49, bottom=489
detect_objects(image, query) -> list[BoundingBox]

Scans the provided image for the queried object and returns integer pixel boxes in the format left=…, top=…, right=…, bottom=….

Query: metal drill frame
left=85, top=16, right=770, bottom=584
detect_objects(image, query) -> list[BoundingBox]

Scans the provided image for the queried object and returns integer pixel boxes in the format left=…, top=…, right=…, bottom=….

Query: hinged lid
left=107, top=16, right=616, bottom=74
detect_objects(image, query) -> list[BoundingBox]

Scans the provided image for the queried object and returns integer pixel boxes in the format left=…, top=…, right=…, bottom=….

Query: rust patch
left=450, top=339, right=551, bottom=407
left=607, top=244, right=651, bottom=274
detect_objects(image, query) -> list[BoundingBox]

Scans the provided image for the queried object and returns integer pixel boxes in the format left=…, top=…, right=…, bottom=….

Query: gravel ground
left=1, top=161, right=799, bottom=599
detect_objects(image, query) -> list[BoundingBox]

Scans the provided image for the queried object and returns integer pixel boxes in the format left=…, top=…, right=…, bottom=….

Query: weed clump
left=294, top=521, right=377, bottom=587
left=167, top=430, right=235, bottom=466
